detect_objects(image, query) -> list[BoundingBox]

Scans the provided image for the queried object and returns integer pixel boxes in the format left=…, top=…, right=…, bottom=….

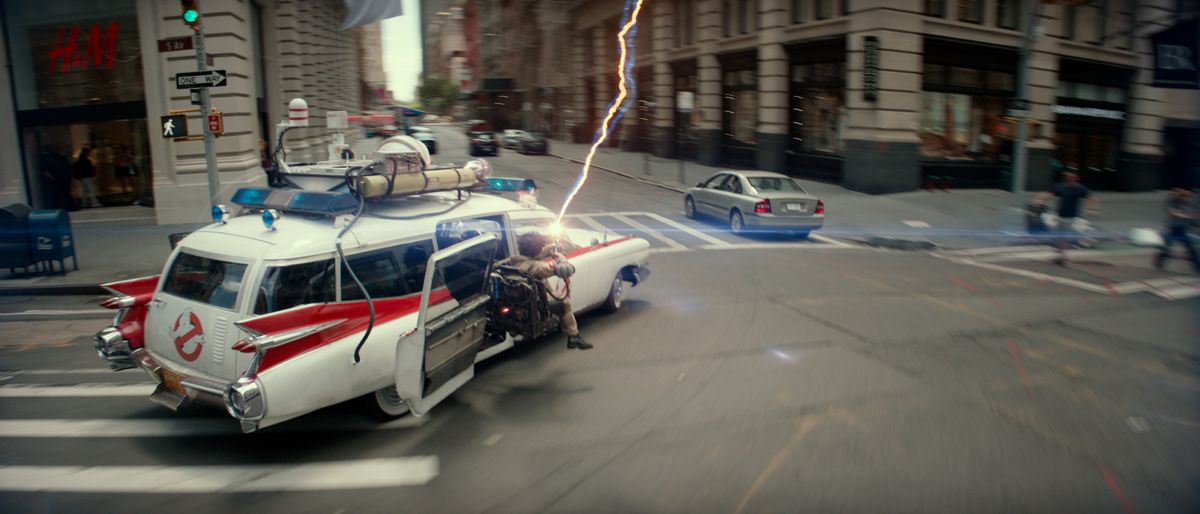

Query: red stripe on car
left=242, top=288, right=453, bottom=374
left=564, top=236, right=634, bottom=259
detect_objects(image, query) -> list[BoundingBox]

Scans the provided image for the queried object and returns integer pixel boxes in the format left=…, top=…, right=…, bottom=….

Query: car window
left=254, top=259, right=337, bottom=314
left=436, top=215, right=510, bottom=260
left=747, top=177, right=807, bottom=193
left=703, top=174, right=727, bottom=188
left=163, top=252, right=248, bottom=310
left=728, top=177, right=744, bottom=194
left=253, top=240, right=440, bottom=314
left=511, top=218, right=582, bottom=253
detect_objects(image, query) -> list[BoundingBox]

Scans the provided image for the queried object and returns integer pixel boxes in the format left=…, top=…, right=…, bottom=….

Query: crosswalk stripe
left=0, top=458, right=438, bottom=492
left=611, top=214, right=686, bottom=250
left=4, top=369, right=122, bottom=375
left=640, top=212, right=730, bottom=247
left=0, top=384, right=154, bottom=397
left=571, top=214, right=612, bottom=233
left=0, top=416, right=428, bottom=438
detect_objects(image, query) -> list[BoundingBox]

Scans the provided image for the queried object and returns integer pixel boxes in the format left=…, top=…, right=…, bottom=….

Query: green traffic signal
left=183, top=9, right=199, bottom=23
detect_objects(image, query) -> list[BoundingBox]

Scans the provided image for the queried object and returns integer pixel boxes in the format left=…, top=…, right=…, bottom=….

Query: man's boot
left=567, top=335, right=593, bottom=350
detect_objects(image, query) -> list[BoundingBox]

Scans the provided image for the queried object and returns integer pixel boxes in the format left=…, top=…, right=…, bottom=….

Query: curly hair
left=517, top=232, right=551, bottom=259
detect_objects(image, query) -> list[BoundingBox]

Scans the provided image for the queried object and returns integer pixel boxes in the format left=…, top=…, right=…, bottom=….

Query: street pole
left=193, top=21, right=219, bottom=206
left=1010, top=0, right=1041, bottom=215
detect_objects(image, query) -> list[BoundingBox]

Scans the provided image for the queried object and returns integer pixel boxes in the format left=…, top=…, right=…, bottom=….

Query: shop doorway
left=1056, top=130, right=1120, bottom=190
left=23, top=118, right=153, bottom=210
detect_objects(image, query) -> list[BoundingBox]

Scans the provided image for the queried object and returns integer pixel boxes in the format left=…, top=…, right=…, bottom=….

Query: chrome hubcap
left=612, top=278, right=623, bottom=307
left=731, top=214, right=742, bottom=232
left=379, top=386, right=404, bottom=406
left=685, top=199, right=694, bottom=216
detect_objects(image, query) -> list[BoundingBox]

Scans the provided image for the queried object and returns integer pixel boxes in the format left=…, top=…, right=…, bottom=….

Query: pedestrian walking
left=39, top=146, right=73, bottom=210
left=1034, top=171, right=1100, bottom=266
left=114, top=146, right=137, bottom=193
left=73, top=147, right=100, bottom=208
left=1153, top=188, right=1199, bottom=273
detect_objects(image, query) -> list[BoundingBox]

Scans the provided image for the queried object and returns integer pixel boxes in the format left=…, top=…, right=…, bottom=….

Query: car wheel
left=358, top=385, right=410, bottom=420
left=468, top=147, right=477, bottom=156
left=429, top=142, right=437, bottom=154
left=684, top=196, right=697, bottom=219
left=730, top=210, right=745, bottom=235
left=598, top=274, right=625, bottom=314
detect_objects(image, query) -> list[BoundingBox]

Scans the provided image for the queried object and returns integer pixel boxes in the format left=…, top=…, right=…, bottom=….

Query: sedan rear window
left=162, top=252, right=248, bottom=310
left=748, top=177, right=807, bottom=193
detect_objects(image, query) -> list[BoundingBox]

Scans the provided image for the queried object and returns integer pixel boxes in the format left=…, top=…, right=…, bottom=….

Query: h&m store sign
left=44, top=21, right=121, bottom=74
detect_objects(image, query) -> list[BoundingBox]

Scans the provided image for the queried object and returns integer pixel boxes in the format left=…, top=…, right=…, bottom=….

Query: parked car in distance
left=516, top=132, right=548, bottom=155
left=407, top=126, right=437, bottom=154
left=469, top=131, right=499, bottom=156
left=684, top=171, right=825, bottom=238
left=501, top=129, right=530, bottom=150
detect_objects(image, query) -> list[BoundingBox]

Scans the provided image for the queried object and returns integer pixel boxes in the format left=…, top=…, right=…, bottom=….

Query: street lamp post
left=1009, top=0, right=1042, bottom=217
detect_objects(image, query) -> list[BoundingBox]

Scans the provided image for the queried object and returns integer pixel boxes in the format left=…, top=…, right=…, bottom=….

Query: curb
left=548, top=153, right=689, bottom=194
left=0, top=284, right=107, bottom=297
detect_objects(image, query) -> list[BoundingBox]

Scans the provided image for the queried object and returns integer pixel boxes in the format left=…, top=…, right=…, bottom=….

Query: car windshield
left=162, top=252, right=247, bottom=310
left=747, top=177, right=807, bottom=193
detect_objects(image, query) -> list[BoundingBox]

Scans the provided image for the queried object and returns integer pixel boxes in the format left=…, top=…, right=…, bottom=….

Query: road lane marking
left=0, top=458, right=439, bottom=492
left=0, top=416, right=428, bottom=438
left=569, top=214, right=613, bottom=233
left=640, top=212, right=730, bottom=247
left=3, top=368, right=123, bottom=375
left=809, top=233, right=851, bottom=247
left=0, top=309, right=111, bottom=318
left=0, top=384, right=154, bottom=397
left=901, top=220, right=931, bottom=229
left=612, top=214, right=686, bottom=250
left=934, top=255, right=1110, bottom=294
left=481, top=433, right=503, bottom=446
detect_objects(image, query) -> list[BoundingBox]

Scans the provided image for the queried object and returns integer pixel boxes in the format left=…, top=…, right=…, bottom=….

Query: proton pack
left=487, top=264, right=565, bottom=342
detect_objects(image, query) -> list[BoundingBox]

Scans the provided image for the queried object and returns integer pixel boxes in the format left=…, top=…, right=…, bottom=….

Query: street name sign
left=175, top=69, right=228, bottom=89
left=158, top=37, right=193, bottom=53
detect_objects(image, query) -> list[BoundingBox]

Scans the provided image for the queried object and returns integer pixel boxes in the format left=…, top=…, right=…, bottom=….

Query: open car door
left=394, top=233, right=500, bottom=416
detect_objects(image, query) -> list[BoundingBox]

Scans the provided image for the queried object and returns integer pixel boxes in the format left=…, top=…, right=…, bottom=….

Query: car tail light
left=754, top=199, right=771, bottom=214
left=815, top=200, right=825, bottom=215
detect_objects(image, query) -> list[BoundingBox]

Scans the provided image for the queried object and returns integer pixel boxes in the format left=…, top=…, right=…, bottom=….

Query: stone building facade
left=0, top=0, right=371, bottom=223
left=538, top=0, right=1198, bottom=193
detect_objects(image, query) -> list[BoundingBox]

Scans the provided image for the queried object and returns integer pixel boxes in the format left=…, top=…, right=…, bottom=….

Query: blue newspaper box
left=28, top=209, right=77, bottom=274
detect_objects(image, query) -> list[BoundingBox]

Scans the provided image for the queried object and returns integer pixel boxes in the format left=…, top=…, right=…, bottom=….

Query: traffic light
left=181, top=0, right=200, bottom=30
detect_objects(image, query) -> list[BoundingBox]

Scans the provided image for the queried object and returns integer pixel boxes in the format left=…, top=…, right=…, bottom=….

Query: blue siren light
left=262, top=209, right=281, bottom=230
left=231, top=187, right=272, bottom=209
left=211, top=204, right=230, bottom=224
left=486, top=177, right=536, bottom=193
left=287, top=191, right=358, bottom=214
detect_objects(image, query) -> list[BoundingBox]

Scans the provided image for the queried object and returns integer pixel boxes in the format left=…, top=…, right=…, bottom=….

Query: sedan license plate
left=785, top=202, right=807, bottom=213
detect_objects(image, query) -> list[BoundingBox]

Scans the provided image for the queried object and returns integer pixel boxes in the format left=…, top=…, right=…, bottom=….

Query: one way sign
left=175, top=69, right=228, bottom=89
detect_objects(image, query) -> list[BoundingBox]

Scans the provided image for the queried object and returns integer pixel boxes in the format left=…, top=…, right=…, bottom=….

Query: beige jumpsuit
left=502, top=254, right=579, bottom=336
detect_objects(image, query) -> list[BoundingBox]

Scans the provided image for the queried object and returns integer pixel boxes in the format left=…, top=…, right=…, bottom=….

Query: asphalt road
left=1, top=125, right=1198, bottom=513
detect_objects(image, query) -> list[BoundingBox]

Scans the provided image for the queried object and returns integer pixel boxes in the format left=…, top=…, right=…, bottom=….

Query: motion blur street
left=2, top=0, right=1199, bottom=511
left=1, top=124, right=1197, bottom=513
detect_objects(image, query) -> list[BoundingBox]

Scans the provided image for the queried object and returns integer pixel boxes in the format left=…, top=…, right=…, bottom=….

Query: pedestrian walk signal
left=161, top=114, right=189, bottom=139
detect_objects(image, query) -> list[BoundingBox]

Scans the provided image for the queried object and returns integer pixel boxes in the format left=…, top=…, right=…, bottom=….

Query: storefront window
left=919, top=92, right=1005, bottom=161
left=957, top=0, right=984, bottom=23
left=926, top=0, right=947, bottom=16
left=674, top=73, right=700, bottom=155
left=793, top=0, right=806, bottom=22
left=723, top=68, right=758, bottom=146
left=790, top=62, right=845, bottom=155
left=997, top=0, right=1022, bottom=29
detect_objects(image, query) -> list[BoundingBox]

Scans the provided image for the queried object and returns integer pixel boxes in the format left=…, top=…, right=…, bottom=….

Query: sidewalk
left=547, top=139, right=1176, bottom=249
left=0, top=205, right=203, bottom=294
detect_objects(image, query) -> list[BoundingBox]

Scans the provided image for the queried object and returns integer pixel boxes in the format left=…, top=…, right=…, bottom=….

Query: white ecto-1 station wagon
left=93, top=135, right=650, bottom=433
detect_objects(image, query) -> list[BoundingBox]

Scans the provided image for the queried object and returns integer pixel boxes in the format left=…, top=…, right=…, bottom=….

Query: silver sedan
left=684, top=171, right=825, bottom=237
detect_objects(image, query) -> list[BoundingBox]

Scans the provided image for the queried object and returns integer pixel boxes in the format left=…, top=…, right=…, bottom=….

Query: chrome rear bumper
left=93, top=327, right=134, bottom=371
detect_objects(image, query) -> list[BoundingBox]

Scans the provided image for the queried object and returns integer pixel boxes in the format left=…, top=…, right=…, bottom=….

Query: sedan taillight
left=754, top=199, right=771, bottom=214
left=815, top=200, right=825, bottom=215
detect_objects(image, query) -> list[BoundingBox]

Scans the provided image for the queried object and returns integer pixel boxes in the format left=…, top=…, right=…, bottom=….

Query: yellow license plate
left=161, top=369, right=186, bottom=395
